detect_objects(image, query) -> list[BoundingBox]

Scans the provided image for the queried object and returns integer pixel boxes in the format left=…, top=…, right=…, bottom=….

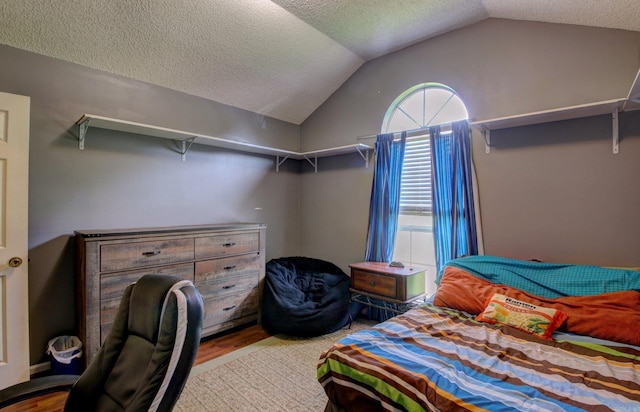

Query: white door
left=0, top=92, right=30, bottom=389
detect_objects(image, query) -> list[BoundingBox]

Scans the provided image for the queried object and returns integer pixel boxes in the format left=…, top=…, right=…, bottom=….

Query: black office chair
left=0, top=274, right=204, bottom=411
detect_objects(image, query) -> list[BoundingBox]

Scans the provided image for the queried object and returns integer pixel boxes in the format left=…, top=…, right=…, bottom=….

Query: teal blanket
left=440, top=255, right=640, bottom=298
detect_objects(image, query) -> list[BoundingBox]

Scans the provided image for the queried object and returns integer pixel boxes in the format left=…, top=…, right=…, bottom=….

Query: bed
left=318, top=256, right=640, bottom=411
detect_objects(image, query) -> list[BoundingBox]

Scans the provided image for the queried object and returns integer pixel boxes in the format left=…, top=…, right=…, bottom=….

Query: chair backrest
left=65, top=275, right=203, bottom=412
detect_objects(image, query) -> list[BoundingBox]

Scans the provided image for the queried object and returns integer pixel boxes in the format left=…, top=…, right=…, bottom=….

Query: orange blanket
left=434, top=266, right=640, bottom=346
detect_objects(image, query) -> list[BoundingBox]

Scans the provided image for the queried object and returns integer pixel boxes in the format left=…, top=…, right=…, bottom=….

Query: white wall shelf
left=470, top=99, right=625, bottom=131
left=76, top=114, right=371, bottom=172
left=624, top=68, right=640, bottom=112
left=470, top=99, right=625, bottom=154
left=470, top=68, right=640, bottom=154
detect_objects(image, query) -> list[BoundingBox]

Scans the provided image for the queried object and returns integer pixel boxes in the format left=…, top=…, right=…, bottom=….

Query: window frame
left=381, top=83, right=468, bottom=215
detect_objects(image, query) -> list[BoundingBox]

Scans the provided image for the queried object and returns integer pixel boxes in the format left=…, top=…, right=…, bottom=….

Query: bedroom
left=0, top=0, right=639, bottom=404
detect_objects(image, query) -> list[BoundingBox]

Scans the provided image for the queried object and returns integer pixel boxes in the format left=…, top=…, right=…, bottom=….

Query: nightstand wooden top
left=349, top=261, right=427, bottom=277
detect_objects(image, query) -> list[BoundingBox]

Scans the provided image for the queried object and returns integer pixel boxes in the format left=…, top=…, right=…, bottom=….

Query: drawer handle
left=222, top=242, right=236, bottom=247
left=223, top=305, right=236, bottom=311
left=223, top=265, right=237, bottom=270
left=369, top=281, right=376, bottom=286
left=142, top=250, right=161, bottom=256
left=222, top=284, right=236, bottom=290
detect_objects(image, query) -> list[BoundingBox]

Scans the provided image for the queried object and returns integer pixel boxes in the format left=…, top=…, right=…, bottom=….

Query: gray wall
left=299, top=19, right=640, bottom=270
left=299, top=155, right=373, bottom=269
left=475, top=112, right=640, bottom=265
left=0, top=45, right=302, bottom=364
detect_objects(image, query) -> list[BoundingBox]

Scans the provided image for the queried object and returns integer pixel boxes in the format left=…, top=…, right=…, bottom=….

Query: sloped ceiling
left=1, top=0, right=639, bottom=125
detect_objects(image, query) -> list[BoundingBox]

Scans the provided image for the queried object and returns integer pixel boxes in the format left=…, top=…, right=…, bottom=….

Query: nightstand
left=349, top=261, right=427, bottom=315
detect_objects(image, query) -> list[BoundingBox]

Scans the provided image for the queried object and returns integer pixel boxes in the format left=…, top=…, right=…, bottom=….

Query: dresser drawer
left=194, top=254, right=260, bottom=283
left=100, top=263, right=194, bottom=300
left=351, top=269, right=397, bottom=299
left=100, top=296, right=122, bottom=342
left=195, top=254, right=260, bottom=297
left=203, top=287, right=260, bottom=327
left=194, top=232, right=259, bottom=259
left=196, top=272, right=257, bottom=298
left=99, top=263, right=194, bottom=342
left=100, top=238, right=194, bottom=271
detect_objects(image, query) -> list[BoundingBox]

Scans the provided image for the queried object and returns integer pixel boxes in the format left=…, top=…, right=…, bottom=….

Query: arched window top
left=382, top=83, right=468, bottom=133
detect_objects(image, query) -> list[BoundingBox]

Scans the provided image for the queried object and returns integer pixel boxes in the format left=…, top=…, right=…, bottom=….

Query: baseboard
left=30, top=361, right=51, bottom=377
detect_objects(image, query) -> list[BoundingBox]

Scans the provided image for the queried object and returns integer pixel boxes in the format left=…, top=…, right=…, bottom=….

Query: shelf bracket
left=78, top=118, right=90, bottom=150
left=275, top=155, right=290, bottom=172
left=481, top=126, right=491, bottom=154
left=612, top=108, right=619, bottom=154
left=356, top=147, right=370, bottom=168
left=302, top=154, right=318, bottom=173
left=179, top=137, right=196, bottom=162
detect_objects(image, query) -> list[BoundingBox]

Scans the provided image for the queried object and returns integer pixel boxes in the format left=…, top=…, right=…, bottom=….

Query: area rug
left=174, top=319, right=375, bottom=412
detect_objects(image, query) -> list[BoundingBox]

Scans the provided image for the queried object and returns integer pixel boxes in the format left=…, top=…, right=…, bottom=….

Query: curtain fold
left=429, top=120, right=478, bottom=274
left=362, top=132, right=406, bottom=321
left=364, top=132, right=406, bottom=262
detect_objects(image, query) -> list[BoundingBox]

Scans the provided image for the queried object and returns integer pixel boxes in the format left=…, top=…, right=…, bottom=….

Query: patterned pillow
left=476, top=293, right=568, bottom=340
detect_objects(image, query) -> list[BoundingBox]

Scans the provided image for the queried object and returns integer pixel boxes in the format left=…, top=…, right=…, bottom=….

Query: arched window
left=383, top=83, right=468, bottom=214
left=382, top=83, right=467, bottom=133
left=384, top=83, right=468, bottom=295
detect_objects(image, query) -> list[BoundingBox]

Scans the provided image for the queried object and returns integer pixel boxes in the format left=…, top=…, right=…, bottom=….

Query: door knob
left=8, top=257, right=22, bottom=268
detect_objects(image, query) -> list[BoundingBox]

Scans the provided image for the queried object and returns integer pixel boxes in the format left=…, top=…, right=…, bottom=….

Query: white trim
left=471, top=153, right=484, bottom=255
left=158, top=280, right=192, bottom=324
left=148, top=281, right=191, bottom=412
left=29, top=361, right=51, bottom=377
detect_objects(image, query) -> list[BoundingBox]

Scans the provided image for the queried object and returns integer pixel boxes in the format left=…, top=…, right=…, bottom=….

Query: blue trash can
left=47, top=336, right=83, bottom=375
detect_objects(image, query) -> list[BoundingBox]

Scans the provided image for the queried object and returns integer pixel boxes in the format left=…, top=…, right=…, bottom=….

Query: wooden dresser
left=75, top=223, right=266, bottom=363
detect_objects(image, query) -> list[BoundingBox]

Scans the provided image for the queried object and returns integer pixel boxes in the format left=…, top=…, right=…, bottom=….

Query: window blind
left=400, top=135, right=431, bottom=214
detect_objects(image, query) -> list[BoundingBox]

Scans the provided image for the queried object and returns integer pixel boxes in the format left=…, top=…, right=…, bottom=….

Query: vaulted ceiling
left=1, top=0, right=639, bottom=124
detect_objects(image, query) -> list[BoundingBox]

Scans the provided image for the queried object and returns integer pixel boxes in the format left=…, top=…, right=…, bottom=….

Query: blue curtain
left=429, top=120, right=478, bottom=274
left=362, top=132, right=405, bottom=322
left=364, top=132, right=406, bottom=262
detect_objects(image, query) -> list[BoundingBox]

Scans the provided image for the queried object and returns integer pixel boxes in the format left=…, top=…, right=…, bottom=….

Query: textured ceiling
left=1, top=0, right=639, bottom=125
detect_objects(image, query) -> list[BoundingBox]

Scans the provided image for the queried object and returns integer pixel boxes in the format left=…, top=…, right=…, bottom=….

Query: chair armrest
left=0, top=374, right=79, bottom=408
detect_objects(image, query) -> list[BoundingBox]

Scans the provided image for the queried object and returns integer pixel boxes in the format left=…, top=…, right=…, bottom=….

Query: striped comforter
left=317, top=305, right=640, bottom=411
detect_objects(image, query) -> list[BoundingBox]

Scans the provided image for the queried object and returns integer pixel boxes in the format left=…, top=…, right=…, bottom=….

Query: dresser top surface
left=350, top=261, right=427, bottom=277
left=75, top=223, right=266, bottom=238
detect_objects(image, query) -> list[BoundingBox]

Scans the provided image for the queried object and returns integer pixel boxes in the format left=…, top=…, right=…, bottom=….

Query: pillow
left=476, top=293, right=567, bottom=340
left=434, top=266, right=640, bottom=346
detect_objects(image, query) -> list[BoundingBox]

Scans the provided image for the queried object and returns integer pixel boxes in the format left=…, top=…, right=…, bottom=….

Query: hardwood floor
left=2, top=323, right=270, bottom=411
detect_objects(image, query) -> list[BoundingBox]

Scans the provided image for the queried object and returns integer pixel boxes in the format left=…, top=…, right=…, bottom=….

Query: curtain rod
left=356, top=126, right=429, bottom=141
left=356, top=124, right=456, bottom=141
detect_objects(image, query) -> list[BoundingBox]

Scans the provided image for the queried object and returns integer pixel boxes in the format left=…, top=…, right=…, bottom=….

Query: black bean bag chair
left=262, top=257, right=351, bottom=337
